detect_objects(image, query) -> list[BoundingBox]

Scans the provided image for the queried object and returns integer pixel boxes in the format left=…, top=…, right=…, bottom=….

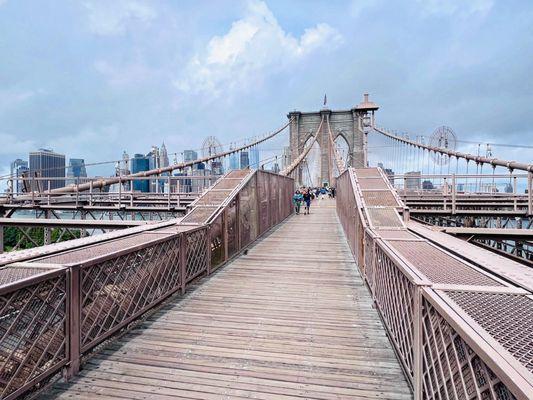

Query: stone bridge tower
left=287, top=94, right=379, bottom=185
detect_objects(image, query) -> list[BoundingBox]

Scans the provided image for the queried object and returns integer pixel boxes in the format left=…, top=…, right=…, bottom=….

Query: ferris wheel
left=429, top=126, right=457, bottom=165
left=201, top=136, right=223, bottom=158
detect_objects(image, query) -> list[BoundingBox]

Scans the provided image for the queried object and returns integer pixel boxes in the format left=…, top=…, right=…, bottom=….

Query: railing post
left=403, top=207, right=410, bottom=223
left=89, top=180, right=93, bottom=206
left=67, top=266, right=81, bottom=379
left=47, top=180, right=51, bottom=205
left=44, top=210, right=52, bottom=245
left=413, top=288, right=423, bottom=400
left=180, top=233, right=187, bottom=294
left=443, top=177, right=448, bottom=211
left=527, top=171, right=533, bottom=215
left=223, top=209, right=228, bottom=261
left=118, top=176, right=122, bottom=209
left=236, top=194, right=241, bottom=252
left=206, top=227, right=212, bottom=276
left=167, top=176, right=171, bottom=210
left=31, top=176, right=35, bottom=205
left=451, top=174, right=456, bottom=215
left=513, top=175, right=518, bottom=212
left=75, top=178, right=79, bottom=208
left=0, top=224, right=3, bottom=254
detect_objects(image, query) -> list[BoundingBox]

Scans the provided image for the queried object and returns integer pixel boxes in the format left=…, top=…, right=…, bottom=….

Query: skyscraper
left=29, top=149, right=65, bottom=190
left=131, top=154, right=150, bottom=192
left=10, top=159, right=28, bottom=194
left=282, top=146, right=291, bottom=170
left=183, top=150, right=199, bottom=175
left=229, top=153, right=239, bottom=170
left=405, top=171, right=421, bottom=190
left=240, top=151, right=249, bottom=169
left=249, top=147, right=260, bottom=169
left=160, top=142, right=170, bottom=168
left=121, top=151, right=130, bottom=174
left=183, top=150, right=198, bottom=163
left=67, top=158, right=87, bottom=184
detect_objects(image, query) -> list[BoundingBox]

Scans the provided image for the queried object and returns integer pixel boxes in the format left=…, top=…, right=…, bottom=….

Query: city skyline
left=1, top=0, right=532, bottom=187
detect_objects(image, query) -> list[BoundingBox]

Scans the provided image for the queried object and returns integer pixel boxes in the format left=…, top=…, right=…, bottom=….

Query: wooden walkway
left=46, top=199, right=412, bottom=399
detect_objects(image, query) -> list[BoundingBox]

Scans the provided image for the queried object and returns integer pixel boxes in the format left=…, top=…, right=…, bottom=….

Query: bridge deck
left=45, top=199, right=411, bottom=399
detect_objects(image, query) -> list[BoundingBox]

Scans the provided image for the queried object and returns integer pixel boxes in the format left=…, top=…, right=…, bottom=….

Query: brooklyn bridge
left=0, top=95, right=532, bottom=400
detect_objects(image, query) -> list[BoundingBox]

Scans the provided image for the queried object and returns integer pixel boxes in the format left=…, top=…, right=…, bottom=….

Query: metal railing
left=390, top=173, right=533, bottom=215
left=0, top=169, right=293, bottom=399
left=336, top=167, right=533, bottom=400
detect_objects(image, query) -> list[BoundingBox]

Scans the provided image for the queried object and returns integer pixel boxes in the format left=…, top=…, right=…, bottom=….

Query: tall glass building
left=240, top=151, right=250, bottom=169
left=131, top=154, right=150, bottom=192
left=229, top=153, right=239, bottom=170
left=67, top=158, right=87, bottom=184
left=249, top=147, right=260, bottom=169
left=29, top=149, right=65, bottom=190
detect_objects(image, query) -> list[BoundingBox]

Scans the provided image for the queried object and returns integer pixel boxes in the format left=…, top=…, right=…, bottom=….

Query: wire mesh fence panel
left=421, top=294, right=518, bottom=400
left=185, top=228, right=209, bottom=282
left=80, top=235, right=181, bottom=351
left=238, top=175, right=258, bottom=248
left=373, top=243, right=416, bottom=383
left=209, top=213, right=225, bottom=270
left=257, top=171, right=269, bottom=235
left=226, top=199, right=239, bottom=259
left=0, top=270, right=68, bottom=400
left=445, top=291, right=533, bottom=373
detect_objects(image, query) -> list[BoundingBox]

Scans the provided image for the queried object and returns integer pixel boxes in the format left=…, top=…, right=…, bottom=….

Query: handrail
left=335, top=166, right=533, bottom=399
left=0, top=169, right=294, bottom=400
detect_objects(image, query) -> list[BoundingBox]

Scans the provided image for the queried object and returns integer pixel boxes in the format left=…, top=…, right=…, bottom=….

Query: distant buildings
left=10, top=159, right=28, bottom=193
left=240, top=151, right=250, bottom=169
left=183, top=150, right=198, bottom=164
left=160, top=142, right=169, bottom=168
left=131, top=153, right=150, bottom=192
left=404, top=171, right=421, bottom=190
left=229, top=152, right=239, bottom=170
left=282, top=146, right=291, bottom=170
left=249, top=147, right=260, bottom=169
left=422, top=180, right=434, bottom=190
left=504, top=183, right=513, bottom=193
left=377, top=162, right=394, bottom=184
left=67, top=158, right=87, bottom=185
left=29, top=148, right=65, bottom=190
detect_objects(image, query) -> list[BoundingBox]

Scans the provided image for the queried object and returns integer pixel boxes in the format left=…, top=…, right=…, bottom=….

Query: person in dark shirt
left=303, top=189, right=312, bottom=214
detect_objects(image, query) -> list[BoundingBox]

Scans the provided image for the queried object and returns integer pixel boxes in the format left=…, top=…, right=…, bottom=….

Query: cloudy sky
left=1, top=0, right=532, bottom=180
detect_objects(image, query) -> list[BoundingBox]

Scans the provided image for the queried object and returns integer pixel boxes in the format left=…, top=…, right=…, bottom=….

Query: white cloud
left=0, top=132, right=36, bottom=155
left=175, top=0, right=343, bottom=96
left=0, top=89, right=42, bottom=114
left=416, top=0, right=494, bottom=17
left=94, top=59, right=152, bottom=86
left=83, top=0, right=156, bottom=36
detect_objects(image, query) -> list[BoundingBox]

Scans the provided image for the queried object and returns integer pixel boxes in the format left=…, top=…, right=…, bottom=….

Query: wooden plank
left=48, top=198, right=413, bottom=399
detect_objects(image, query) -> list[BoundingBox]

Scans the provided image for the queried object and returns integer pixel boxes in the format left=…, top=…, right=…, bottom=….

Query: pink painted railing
left=336, top=167, right=533, bottom=400
left=0, top=169, right=293, bottom=399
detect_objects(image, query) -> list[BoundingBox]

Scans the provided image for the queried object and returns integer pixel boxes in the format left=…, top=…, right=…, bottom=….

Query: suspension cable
left=373, top=125, right=533, bottom=172
left=280, top=116, right=323, bottom=176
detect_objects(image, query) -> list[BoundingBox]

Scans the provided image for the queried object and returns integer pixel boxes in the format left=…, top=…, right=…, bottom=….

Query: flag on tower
left=323, top=94, right=327, bottom=106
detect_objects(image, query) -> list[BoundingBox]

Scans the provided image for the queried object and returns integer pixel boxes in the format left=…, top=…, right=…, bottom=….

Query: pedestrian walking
left=303, top=189, right=312, bottom=214
left=293, top=190, right=303, bottom=214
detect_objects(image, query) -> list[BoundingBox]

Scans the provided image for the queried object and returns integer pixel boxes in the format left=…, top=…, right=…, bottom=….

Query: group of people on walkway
left=292, top=186, right=336, bottom=215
